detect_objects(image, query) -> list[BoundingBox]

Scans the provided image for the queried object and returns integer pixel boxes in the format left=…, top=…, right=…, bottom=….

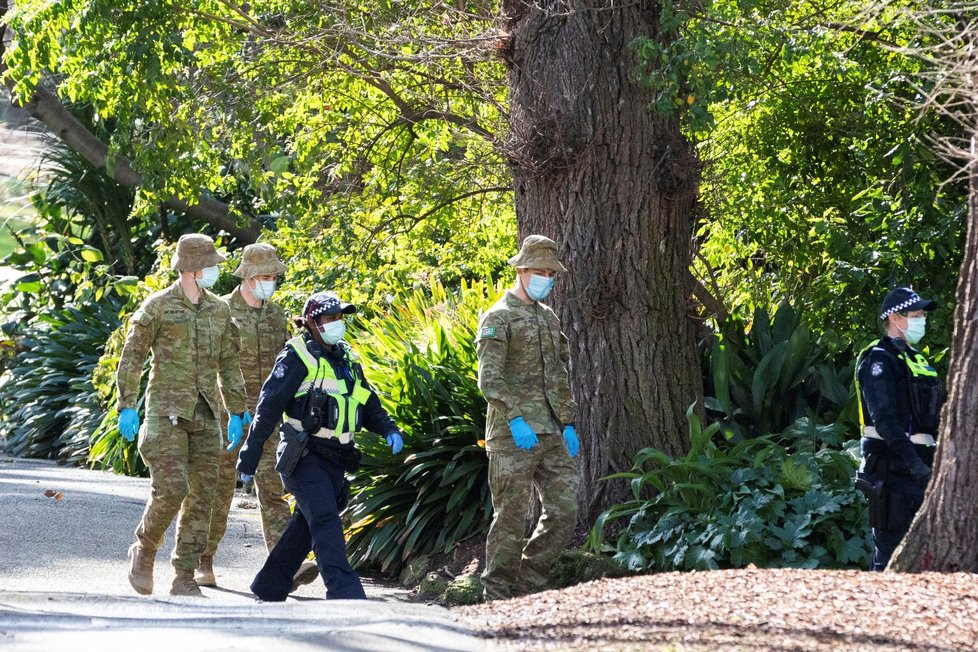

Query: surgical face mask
left=525, top=274, right=555, bottom=301
left=251, top=279, right=276, bottom=300
left=318, top=320, right=346, bottom=345
left=902, top=316, right=926, bottom=345
left=196, top=266, right=219, bottom=289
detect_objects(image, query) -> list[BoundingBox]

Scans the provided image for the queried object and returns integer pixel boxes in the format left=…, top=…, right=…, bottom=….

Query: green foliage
left=0, top=121, right=161, bottom=464
left=344, top=279, right=501, bottom=573
left=587, top=408, right=872, bottom=572
left=633, top=0, right=966, bottom=347
left=704, top=301, right=855, bottom=441
left=0, top=299, right=122, bottom=463
left=5, top=0, right=516, bottom=294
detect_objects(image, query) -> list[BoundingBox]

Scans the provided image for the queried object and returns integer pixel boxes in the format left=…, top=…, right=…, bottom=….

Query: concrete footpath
left=0, top=457, right=487, bottom=651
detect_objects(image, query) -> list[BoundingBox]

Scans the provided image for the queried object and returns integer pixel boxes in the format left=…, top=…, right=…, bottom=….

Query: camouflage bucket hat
left=507, top=235, right=567, bottom=273
left=233, top=243, right=287, bottom=278
left=171, top=233, right=226, bottom=272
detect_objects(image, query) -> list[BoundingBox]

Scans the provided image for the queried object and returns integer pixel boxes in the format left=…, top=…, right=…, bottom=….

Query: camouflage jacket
left=224, top=287, right=290, bottom=411
left=116, top=281, right=247, bottom=419
left=475, top=290, right=576, bottom=450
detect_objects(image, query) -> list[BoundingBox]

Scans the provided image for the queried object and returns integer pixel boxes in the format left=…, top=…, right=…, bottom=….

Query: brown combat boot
left=127, top=543, right=155, bottom=595
left=170, top=568, right=204, bottom=597
left=195, top=556, right=216, bottom=587
left=291, top=559, right=319, bottom=592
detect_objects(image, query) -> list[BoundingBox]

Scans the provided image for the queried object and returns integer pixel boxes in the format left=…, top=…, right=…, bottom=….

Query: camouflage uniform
left=476, top=235, right=579, bottom=601
left=204, top=286, right=291, bottom=557
left=117, top=275, right=247, bottom=574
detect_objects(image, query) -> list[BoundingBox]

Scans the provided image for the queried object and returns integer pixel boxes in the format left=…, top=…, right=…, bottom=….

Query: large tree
left=503, top=0, right=702, bottom=518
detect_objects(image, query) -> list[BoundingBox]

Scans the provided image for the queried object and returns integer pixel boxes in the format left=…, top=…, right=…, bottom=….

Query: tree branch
left=1, top=5, right=261, bottom=242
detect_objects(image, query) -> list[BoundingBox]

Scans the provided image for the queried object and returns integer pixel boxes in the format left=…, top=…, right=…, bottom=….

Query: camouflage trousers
left=135, top=395, right=220, bottom=571
left=204, top=425, right=291, bottom=558
left=481, top=431, right=579, bottom=601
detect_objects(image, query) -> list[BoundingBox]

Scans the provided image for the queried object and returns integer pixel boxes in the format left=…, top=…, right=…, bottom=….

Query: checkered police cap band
left=879, top=292, right=923, bottom=321
left=303, top=292, right=341, bottom=319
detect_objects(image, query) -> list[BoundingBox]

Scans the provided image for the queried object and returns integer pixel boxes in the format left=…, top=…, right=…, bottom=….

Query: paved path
left=0, top=457, right=486, bottom=651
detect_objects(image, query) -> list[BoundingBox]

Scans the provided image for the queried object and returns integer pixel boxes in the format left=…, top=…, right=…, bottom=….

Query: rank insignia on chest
left=871, top=362, right=883, bottom=377
left=480, top=326, right=496, bottom=338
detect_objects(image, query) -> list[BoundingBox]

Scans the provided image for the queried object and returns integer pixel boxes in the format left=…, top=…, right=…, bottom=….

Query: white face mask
left=524, top=273, right=555, bottom=301
left=196, top=266, right=219, bottom=289
left=318, top=320, right=346, bottom=345
left=902, top=316, right=926, bottom=345
left=251, top=279, right=276, bottom=300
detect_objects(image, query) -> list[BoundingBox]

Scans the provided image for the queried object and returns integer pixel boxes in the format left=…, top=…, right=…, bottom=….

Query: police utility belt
left=861, top=426, right=936, bottom=447
left=285, top=416, right=354, bottom=445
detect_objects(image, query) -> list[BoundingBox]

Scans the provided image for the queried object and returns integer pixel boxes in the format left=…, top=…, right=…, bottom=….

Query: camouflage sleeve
left=475, top=312, right=521, bottom=422
left=115, top=303, right=158, bottom=412
left=218, top=313, right=248, bottom=414
left=557, top=328, right=576, bottom=425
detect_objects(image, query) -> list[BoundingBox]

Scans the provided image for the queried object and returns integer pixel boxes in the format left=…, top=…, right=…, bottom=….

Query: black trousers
left=870, top=485, right=925, bottom=572
left=250, top=451, right=366, bottom=600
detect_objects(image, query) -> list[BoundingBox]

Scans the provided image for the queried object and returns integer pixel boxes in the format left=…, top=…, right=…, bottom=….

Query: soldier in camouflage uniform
left=475, top=235, right=581, bottom=601
left=196, top=243, right=294, bottom=588
left=116, top=233, right=248, bottom=597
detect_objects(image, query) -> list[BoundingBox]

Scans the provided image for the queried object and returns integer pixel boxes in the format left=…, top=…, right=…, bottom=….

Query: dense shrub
left=587, top=407, right=872, bottom=571
left=703, top=301, right=855, bottom=442
left=0, top=299, right=122, bottom=463
left=345, top=279, right=501, bottom=573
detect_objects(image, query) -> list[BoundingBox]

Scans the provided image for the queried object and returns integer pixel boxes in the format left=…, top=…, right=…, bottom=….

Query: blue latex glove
left=242, top=410, right=253, bottom=428
left=508, top=417, right=538, bottom=450
left=386, top=432, right=404, bottom=454
left=227, top=413, right=244, bottom=451
left=563, top=425, right=580, bottom=458
left=239, top=472, right=254, bottom=484
left=118, top=408, right=139, bottom=442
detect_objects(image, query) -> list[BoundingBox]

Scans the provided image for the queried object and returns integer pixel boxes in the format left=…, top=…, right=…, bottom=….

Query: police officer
left=236, top=291, right=403, bottom=600
left=197, top=244, right=293, bottom=588
left=856, top=287, right=945, bottom=571
left=475, top=235, right=580, bottom=601
left=116, top=233, right=248, bottom=597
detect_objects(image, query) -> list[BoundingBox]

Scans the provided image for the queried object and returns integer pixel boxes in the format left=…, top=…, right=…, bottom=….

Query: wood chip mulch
left=456, top=568, right=978, bottom=651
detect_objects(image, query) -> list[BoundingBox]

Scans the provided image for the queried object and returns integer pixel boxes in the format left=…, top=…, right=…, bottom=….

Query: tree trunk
left=888, top=132, right=978, bottom=572
left=503, top=0, right=702, bottom=522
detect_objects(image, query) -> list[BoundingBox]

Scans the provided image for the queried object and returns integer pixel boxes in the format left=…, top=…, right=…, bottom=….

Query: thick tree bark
left=0, top=3, right=260, bottom=243
left=503, top=0, right=702, bottom=522
left=888, top=132, right=978, bottom=572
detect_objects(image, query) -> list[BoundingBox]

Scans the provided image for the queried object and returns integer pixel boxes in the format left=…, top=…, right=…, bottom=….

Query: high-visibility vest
left=285, top=335, right=372, bottom=443
left=855, top=341, right=939, bottom=446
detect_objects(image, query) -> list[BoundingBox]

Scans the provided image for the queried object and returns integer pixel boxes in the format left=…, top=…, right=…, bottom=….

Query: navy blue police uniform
left=237, top=293, right=399, bottom=600
left=855, top=288, right=944, bottom=571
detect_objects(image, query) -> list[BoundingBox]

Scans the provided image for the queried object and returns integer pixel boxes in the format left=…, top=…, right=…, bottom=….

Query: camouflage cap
left=233, top=243, right=287, bottom=278
left=171, top=234, right=226, bottom=272
left=507, top=235, right=567, bottom=273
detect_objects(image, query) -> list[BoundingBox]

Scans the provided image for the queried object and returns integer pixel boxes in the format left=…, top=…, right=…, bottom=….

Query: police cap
left=302, top=291, right=356, bottom=320
left=879, top=287, right=938, bottom=321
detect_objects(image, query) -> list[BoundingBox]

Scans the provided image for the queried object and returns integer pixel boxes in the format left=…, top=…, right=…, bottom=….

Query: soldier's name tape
left=862, top=426, right=936, bottom=447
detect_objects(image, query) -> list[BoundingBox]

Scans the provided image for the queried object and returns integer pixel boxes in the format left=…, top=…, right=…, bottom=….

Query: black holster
left=275, top=422, right=309, bottom=477
left=855, top=475, right=888, bottom=529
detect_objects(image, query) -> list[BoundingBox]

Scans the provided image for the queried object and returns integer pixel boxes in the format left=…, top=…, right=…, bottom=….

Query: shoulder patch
left=481, top=326, right=496, bottom=338
left=870, top=362, right=884, bottom=377
left=272, top=363, right=287, bottom=378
